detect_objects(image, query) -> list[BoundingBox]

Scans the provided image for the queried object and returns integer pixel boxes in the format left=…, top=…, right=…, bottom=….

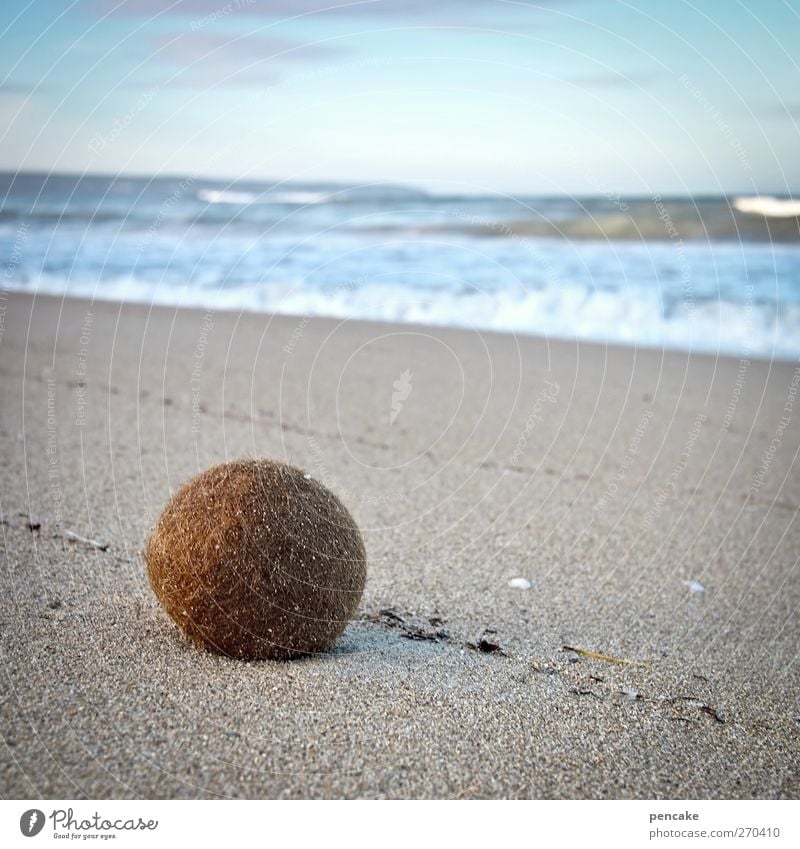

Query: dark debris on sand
left=466, top=628, right=508, bottom=655
left=361, top=607, right=450, bottom=642
left=361, top=608, right=512, bottom=656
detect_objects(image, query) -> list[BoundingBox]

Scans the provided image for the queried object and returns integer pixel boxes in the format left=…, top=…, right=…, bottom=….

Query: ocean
left=1, top=172, right=798, bottom=359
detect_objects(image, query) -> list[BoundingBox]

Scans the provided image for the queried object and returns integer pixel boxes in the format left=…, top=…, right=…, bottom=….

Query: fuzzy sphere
left=146, top=459, right=367, bottom=660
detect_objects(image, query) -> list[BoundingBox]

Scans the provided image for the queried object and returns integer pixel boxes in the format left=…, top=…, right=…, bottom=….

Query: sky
left=0, top=0, right=798, bottom=195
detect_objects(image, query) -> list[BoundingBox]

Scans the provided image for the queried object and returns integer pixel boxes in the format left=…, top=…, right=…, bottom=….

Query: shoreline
left=1, top=291, right=798, bottom=799
left=5, top=289, right=795, bottom=367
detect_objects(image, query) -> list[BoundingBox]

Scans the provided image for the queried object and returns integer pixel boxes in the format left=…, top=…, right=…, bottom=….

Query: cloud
left=89, top=0, right=553, bottom=20
left=156, top=31, right=341, bottom=64
left=0, top=82, right=37, bottom=96
left=151, top=30, right=344, bottom=87
left=761, top=103, right=800, bottom=120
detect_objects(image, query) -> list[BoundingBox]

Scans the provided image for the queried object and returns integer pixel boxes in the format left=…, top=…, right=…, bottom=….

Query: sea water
left=1, top=172, right=798, bottom=360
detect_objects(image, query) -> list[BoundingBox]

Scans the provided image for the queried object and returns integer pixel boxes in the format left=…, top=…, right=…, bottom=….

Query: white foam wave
left=197, top=189, right=259, bottom=205
left=733, top=196, right=800, bottom=218
left=16, top=273, right=798, bottom=360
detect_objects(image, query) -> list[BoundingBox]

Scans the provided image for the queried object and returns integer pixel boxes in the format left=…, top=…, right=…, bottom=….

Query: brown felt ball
left=145, top=459, right=367, bottom=660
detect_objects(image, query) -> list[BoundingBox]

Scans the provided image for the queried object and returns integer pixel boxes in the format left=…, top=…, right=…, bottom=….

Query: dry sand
left=1, top=292, right=798, bottom=799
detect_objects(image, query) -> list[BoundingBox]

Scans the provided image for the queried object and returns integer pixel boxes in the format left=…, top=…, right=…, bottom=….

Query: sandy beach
left=1, top=291, right=798, bottom=799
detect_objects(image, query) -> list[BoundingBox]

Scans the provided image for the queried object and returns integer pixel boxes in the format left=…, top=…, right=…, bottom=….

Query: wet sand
left=1, top=291, right=798, bottom=799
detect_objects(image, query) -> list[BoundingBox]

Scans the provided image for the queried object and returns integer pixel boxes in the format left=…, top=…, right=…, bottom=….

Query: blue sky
left=0, top=0, right=798, bottom=194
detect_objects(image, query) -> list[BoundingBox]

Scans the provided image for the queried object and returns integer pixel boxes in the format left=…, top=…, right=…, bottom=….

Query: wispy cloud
left=152, top=30, right=344, bottom=87
left=0, top=82, right=38, bottom=96
left=89, top=0, right=538, bottom=20
left=156, top=31, right=341, bottom=64
left=761, top=102, right=800, bottom=120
